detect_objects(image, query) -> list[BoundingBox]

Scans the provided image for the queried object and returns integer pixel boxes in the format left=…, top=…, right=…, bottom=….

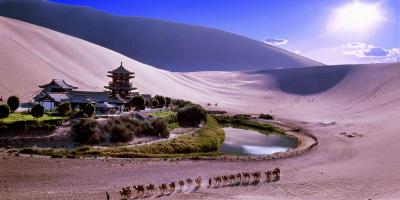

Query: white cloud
left=342, top=42, right=400, bottom=58
left=264, top=38, right=288, bottom=46
left=346, top=42, right=368, bottom=49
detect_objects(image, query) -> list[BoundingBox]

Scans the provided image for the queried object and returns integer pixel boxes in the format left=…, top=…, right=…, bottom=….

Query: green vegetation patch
left=20, top=115, right=225, bottom=158
left=103, top=115, right=224, bottom=157
left=259, top=113, right=274, bottom=120
left=1, top=113, right=64, bottom=124
left=167, top=123, right=179, bottom=131
left=0, top=113, right=64, bottom=134
left=213, top=114, right=284, bottom=134
left=149, top=110, right=176, bottom=119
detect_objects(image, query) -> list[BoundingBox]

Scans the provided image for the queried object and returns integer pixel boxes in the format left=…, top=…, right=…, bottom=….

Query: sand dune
left=1, top=15, right=400, bottom=119
left=0, top=0, right=322, bottom=72
left=2, top=16, right=400, bottom=199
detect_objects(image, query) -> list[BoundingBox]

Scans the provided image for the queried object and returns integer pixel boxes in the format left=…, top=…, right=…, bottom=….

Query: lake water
left=220, top=126, right=298, bottom=155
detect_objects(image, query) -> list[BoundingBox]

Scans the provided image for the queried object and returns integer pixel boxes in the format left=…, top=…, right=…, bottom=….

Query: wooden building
left=33, top=63, right=143, bottom=114
left=104, top=62, right=136, bottom=99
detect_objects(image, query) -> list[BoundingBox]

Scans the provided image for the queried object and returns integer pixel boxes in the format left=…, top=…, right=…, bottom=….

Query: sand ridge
left=1, top=16, right=400, bottom=199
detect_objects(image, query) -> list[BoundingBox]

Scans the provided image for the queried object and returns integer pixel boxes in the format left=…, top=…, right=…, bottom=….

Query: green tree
left=57, top=102, right=71, bottom=116
left=165, top=97, right=171, bottom=108
left=172, top=99, right=192, bottom=108
left=31, top=104, right=45, bottom=120
left=145, top=100, right=151, bottom=108
left=154, top=95, right=166, bottom=108
left=177, top=104, right=207, bottom=127
left=0, top=104, right=10, bottom=121
left=152, top=118, right=169, bottom=137
left=151, top=99, right=159, bottom=108
left=129, top=96, right=145, bottom=110
left=72, top=118, right=104, bottom=144
left=7, top=96, right=19, bottom=113
left=83, top=103, right=95, bottom=118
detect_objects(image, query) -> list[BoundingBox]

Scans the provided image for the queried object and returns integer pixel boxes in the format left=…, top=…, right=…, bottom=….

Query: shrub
left=233, top=114, right=251, bottom=119
left=154, top=95, right=166, bottom=108
left=109, top=124, right=134, bottom=143
left=151, top=99, right=159, bottom=108
left=68, top=110, right=80, bottom=118
left=259, top=113, right=274, bottom=120
left=58, top=102, right=71, bottom=116
left=7, top=96, right=19, bottom=113
left=72, top=118, right=104, bottom=144
left=177, top=104, right=207, bottom=127
left=152, top=118, right=170, bottom=137
left=83, top=103, right=95, bottom=118
left=165, top=97, right=171, bottom=108
left=31, top=104, right=45, bottom=119
left=136, top=121, right=157, bottom=136
left=172, top=99, right=192, bottom=108
left=0, top=104, right=10, bottom=121
left=129, top=96, right=145, bottom=110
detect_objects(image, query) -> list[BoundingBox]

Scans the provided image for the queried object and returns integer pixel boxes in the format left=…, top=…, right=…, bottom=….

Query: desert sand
left=1, top=16, right=400, bottom=199
left=0, top=0, right=322, bottom=71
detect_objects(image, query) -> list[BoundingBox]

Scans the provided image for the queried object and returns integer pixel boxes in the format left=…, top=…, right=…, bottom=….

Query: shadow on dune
left=249, top=65, right=353, bottom=95
left=0, top=0, right=321, bottom=72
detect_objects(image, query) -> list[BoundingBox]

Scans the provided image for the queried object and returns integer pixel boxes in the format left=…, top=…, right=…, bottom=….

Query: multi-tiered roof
left=104, top=62, right=136, bottom=99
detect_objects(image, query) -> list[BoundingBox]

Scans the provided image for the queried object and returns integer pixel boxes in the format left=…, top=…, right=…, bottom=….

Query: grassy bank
left=213, top=114, right=285, bottom=134
left=0, top=113, right=64, bottom=134
left=19, top=115, right=225, bottom=158
left=214, top=114, right=300, bottom=149
left=148, top=110, right=178, bottom=131
left=1, top=113, right=64, bottom=124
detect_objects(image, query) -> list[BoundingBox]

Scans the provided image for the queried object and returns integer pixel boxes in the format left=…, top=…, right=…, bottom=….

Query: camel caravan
left=116, top=167, right=280, bottom=199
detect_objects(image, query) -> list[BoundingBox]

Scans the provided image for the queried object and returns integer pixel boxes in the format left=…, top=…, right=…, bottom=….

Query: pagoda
left=104, top=62, right=136, bottom=99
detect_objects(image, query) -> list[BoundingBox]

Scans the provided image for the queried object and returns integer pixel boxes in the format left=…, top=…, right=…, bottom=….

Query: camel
left=125, top=187, right=132, bottom=199
left=186, top=178, right=193, bottom=187
left=274, top=167, right=281, bottom=176
left=146, top=184, right=155, bottom=196
left=119, top=187, right=131, bottom=200
left=169, top=182, right=176, bottom=193
left=159, top=183, right=168, bottom=195
left=119, top=190, right=125, bottom=200
left=132, top=185, right=138, bottom=197
left=229, top=175, right=236, bottom=184
left=243, top=173, right=251, bottom=182
left=134, top=185, right=145, bottom=198
left=236, top=173, right=242, bottom=183
left=208, top=178, right=212, bottom=188
left=178, top=180, right=185, bottom=191
left=213, top=176, right=222, bottom=186
left=272, top=168, right=281, bottom=182
left=195, top=176, right=202, bottom=188
left=265, top=171, right=272, bottom=182
left=222, top=175, right=229, bottom=185
left=251, top=172, right=261, bottom=182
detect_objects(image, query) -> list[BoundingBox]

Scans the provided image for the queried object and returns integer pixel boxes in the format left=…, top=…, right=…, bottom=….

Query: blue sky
left=50, top=0, right=400, bottom=64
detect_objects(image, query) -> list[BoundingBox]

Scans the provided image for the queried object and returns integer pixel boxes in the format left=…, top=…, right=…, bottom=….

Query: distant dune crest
left=0, top=0, right=322, bottom=72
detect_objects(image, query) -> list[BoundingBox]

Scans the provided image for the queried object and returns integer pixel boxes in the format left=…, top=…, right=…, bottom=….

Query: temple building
left=104, top=62, right=136, bottom=98
left=33, top=62, right=147, bottom=114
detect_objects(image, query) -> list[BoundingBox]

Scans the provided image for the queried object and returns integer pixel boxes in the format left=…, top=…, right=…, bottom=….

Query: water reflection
left=220, top=127, right=297, bottom=155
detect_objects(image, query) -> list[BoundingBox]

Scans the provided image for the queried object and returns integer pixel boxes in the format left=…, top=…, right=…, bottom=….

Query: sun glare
left=327, top=1, right=386, bottom=33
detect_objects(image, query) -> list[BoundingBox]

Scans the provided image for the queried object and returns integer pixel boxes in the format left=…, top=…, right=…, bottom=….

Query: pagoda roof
left=67, top=91, right=109, bottom=104
left=108, top=62, right=134, bottom=75
left=39, top=79, right=78, bottom=90
left=34, top=92, right=70, bottom=103
left=105, top=94, right=127, bottom=104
